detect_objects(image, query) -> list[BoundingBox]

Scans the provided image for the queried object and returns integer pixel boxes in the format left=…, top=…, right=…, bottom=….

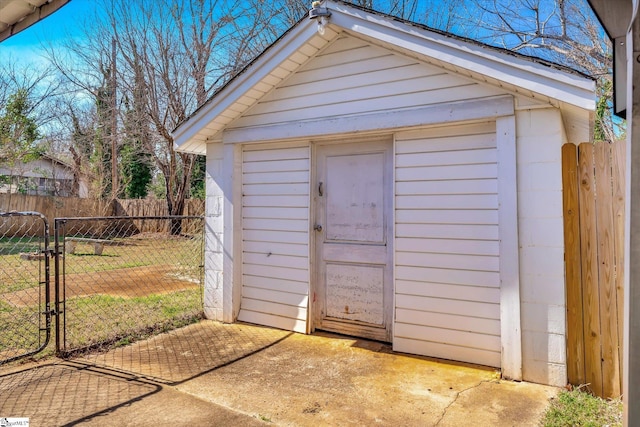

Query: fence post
left=54, top=218, right=64, bottom=355
left=562, top=143, right=585, bottom=386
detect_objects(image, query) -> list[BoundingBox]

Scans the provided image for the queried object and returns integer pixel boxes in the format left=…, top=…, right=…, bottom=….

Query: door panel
left=314, top=140, right=392, bottom=342
left=325, top=263, right=384, bottom=325
left=325, top=153, right=385, bottom=243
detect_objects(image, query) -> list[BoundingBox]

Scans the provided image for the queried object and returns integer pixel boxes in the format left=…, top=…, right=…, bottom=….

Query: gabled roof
left=41, top=153, right=74, bottom=169
left=173, top=0, right=596, bottom=155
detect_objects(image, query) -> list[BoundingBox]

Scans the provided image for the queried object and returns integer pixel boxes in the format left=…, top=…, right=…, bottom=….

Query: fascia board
left=586, top=0, right=633, bottom=39
left=173, top=21, right=323, bottom=150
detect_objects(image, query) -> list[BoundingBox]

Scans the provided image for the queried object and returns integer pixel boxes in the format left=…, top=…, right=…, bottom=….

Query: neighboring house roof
left=173, top=0, right=596, bottom=155
left=0, top=153, right=87, bottom=197
left=40, top=153, right=74, bottom=170
left=0, top=154, right=75, bottom=176
left=0, top=0, right=70, bottom=42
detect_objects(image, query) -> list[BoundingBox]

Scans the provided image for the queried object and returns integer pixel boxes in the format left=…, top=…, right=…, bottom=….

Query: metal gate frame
left=53, top=215, right=205, bottom=357
left=0, top=211, right=53, bottom=365
left=1, top=212, right=204, bottom=365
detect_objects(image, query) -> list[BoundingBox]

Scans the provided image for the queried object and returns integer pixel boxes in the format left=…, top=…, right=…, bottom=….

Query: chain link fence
left=0, top=212, right=51, bottom=365
left=54, top=216, right=204, bottom=357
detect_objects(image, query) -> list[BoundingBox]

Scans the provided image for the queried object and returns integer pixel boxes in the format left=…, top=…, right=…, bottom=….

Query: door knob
left=314, top=224, right=323, bottom=232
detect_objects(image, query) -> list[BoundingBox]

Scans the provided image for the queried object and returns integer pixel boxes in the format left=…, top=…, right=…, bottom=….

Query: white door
left=314, top=140, right=393, bottom=342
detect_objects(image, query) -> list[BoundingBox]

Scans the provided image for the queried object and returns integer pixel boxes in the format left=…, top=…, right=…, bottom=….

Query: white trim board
left=223, top=95, right=514, bottom=144
left=496, top=115, right=522, bottom=380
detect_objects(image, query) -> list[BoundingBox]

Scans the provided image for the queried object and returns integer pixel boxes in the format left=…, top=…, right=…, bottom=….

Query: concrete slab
left=0, top=321, right=558, bottom=426
left=174, top=325, right=558, bottom=426
left=438, top=380, right=558, bottom=427
left=73, top=321, right=292, bottom=384
left=0, top=362, right=265, bottom=426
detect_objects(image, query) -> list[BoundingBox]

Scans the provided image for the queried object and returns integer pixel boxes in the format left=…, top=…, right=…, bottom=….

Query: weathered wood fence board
left=577, top=143, right=603, bottom=397
left=112, top=199, right=204, bottom=217
left=0, top=195, right=204, bottom=236
left=562, top=141, right=625, bottom=399
left=594, top=142, right=620, bottom=399
left=0, top=194, right=106, bottom=218
left=113, top=199, right=205, bottom=233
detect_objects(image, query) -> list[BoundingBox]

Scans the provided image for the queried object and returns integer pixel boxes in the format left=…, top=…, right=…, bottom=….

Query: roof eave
left=0, top=0, right=72, bottom=42
left=586, top=0, right=633, bottom=39
left=586, top=0, right=632, bottom=118
left=174, top=0, right=596, bottom=154
left=173, top=19, right=325, bottom=154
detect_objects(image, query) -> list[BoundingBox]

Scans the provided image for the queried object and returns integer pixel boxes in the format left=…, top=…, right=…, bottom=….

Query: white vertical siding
left=229, top=35, right=503, bottom=130
left=394, top=122, right=502, bottom=367
left=516, top=108, right=567, bottom=386
left=237, top=145, right=310, bottom=333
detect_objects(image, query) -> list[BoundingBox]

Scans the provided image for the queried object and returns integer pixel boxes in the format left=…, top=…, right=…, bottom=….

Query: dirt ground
left=2, top=265, right=199, bottom=307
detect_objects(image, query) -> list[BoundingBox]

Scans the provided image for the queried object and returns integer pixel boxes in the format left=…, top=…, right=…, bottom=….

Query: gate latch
left=42, top=248, right=56, bottom=258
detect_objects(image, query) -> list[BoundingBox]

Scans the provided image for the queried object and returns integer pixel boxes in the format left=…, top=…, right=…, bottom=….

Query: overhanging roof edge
left=0, top=0, right=72, bottom=43
left=175, top=0, right=597, bottom=153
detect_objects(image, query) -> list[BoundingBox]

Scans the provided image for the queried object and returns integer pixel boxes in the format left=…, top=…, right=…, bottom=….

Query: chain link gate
left=1, top=212, right=204, bottom=372
left=0, top=212, right=52, bottom=365
left=54, top=215, right=205, bottom=358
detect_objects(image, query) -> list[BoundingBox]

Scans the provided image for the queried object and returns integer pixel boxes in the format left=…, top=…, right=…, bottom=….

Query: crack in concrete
left=434, top=379, right=496, bottom=426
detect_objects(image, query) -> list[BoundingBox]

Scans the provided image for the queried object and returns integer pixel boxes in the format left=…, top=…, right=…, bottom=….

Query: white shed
left=173, top=1, right=595, bottom=387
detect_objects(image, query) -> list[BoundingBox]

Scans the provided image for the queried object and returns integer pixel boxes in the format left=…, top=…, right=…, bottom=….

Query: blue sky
left=0, top=0, right=94, bottom=66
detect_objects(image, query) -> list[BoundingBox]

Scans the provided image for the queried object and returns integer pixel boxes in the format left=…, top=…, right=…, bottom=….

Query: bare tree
left=0, top=58, right=61, bottom=134
left=270, top=0, right=308, bottom=27
left=47, top=0, right=280, bottom=231
left=271, top=0, right=467, bottom=34
left=43, top=13, right=122, bottom=199
left=420, top=0, right=616, bottom=140
left=0, top=57, right=66, bottom=200
left=105, top=0, right=280, bottom=232
left=43, top=0, right=612, bottom=211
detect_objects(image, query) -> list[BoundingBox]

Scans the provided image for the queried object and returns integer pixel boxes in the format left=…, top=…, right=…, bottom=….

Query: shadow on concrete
left=0, top=362, right=160, bottom=426
left=0, top=322, right=292, bottom=426
left=72, top=320, right=293, bottom=385
left=0, top=321, right=558, bottom=427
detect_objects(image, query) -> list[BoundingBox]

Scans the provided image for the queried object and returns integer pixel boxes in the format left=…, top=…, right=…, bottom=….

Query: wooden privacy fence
left=562, top=141, right=625, bottom=399
left=0, top=193, right=105, bottom=218
left=0, top=195, right=205, bottom=236
left=112, top=199, right=205, bottom=234
left=112, top=198, right=204, bottom=217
